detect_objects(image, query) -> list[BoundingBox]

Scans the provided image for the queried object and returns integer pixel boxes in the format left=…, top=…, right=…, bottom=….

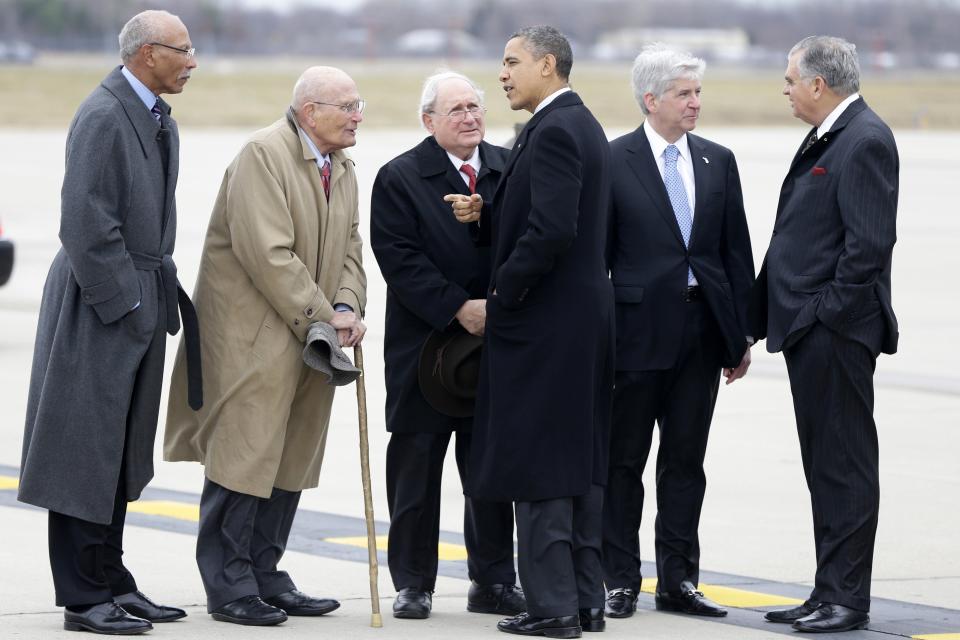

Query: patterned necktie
left=151, top=99, right=163, bottom=123
left=460, top=163, right=477, bottom=194
left=801, top=130, right=818, bottom=154
left=663, top=144, right=695, bottom=285
left=320, top=159, right=331, bottom=200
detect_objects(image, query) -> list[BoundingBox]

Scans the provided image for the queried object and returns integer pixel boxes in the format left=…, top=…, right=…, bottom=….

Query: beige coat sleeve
left=333, top=190, right=367, bottom=316
left=226, top=141, right=334, bottom=340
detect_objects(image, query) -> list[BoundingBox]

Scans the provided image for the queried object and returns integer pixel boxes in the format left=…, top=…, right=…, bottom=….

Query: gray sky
left=231, top=0, right=366, bottom=11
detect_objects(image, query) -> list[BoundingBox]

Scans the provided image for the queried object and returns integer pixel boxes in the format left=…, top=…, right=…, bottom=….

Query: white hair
left=118, top=10, right=177, bottom=63
left=631, top=43, right=706, bottom=115
left=789, top=36, right=861, bottom=97
left=418, top=70, right=484, bottom=128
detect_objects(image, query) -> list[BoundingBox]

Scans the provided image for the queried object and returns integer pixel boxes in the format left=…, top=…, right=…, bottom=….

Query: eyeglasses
left=149, top=42, right=196, bottom=57
left=309, top=100, right=366, bottom=115
left=433, top=106, right=486, bottom=123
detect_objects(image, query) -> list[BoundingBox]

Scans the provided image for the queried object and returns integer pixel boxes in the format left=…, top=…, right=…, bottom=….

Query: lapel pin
left=702, top=156, right=709, bottom=164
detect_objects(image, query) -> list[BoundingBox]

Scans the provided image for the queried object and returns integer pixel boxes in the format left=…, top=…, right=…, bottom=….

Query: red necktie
left=460, top=163, right=477, bottom=195
left=320, top=160, right=331, bottom=200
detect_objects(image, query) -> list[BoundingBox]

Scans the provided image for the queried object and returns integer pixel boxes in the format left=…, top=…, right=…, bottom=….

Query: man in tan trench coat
left=164, top=66, right=367, bottom=626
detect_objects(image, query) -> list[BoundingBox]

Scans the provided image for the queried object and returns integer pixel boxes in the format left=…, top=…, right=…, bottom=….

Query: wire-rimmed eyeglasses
left=149, top=42, right=196, bottom=57
left=310, top=100, right=366, bottom=115
left=432, top=106, right=486, bottom=122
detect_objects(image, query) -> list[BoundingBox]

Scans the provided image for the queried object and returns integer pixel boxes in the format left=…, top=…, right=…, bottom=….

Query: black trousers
left=46, top=320, right=169, bottom=609
left=602, top=298, right=722, bottom=594
left=196, top=479, right=300, bottom=612
left=784, top=323, right=879, bottom=612
left=48, top=474, right=138, bottom=607
left=515, top=485, right=604, bottom=618
left=386, top=431, right=516, bottom=591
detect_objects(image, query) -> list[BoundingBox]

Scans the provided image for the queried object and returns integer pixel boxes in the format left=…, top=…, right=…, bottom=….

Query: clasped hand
left=329, top=310, right=366, bottom=347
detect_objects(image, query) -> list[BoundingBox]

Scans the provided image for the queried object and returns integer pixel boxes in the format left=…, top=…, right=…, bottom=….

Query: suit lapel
left=158, top=98, right=178, bottom=242
left=101, top=66, right=160, bottom=161
left=625, top=127, right=686, bottom=248
left=495, top=91, right=583, bottom=201
left=687, top=134, right=710, bottom=247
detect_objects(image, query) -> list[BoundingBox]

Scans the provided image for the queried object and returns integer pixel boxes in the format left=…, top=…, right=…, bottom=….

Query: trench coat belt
left=129, top=250, right=204, bottom=411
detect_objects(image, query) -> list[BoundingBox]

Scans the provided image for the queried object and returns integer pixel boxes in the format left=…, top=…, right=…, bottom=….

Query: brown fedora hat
left=418, top=324, right=483, bottom=418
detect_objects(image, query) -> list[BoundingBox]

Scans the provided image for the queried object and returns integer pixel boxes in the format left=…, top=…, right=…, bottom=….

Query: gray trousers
left=197, top=478, right=300, bottom=612
left=515, top=484, right=605, bottom=618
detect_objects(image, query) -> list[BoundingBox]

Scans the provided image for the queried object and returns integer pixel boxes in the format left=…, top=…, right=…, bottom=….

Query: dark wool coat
left=19, top=67, right=182, bottom=524
left=467, top=92, right=615, bottom=502
left=370, top=136, right=506, bottom=433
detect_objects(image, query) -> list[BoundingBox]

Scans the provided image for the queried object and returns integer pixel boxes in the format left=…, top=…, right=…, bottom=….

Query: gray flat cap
left=302, top=321, right=361, bottom=386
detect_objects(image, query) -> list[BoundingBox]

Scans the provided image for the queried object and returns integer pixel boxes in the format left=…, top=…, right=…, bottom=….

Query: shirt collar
left=298, top=124, right=330, bottom=168
left=534, top=86, right=572, bottom=114
left=120, top=66, right=158, bottom=113
left=818, top=93, right=860, bottom=138
left=643, top=120, right=690, bottom=164
left=446, top=146, right=481, bottom=174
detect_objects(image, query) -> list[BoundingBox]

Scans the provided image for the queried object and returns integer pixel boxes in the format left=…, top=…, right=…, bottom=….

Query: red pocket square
left=811, top=166, right=827, bottom=175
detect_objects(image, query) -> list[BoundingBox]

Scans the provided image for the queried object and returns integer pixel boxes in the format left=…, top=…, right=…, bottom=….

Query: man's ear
left=541, top=53, right=556, bottom=78
left=141, top=44, right=156, bottom=69
left=422, top=112, right=435, bottom=134
left=643, top=92, right=658, bottom=114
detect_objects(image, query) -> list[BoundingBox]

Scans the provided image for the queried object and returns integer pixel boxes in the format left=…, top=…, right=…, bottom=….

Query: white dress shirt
left=644, top=120, right=698, bottom=286
left=447, top=146, right=481, bottom=188
left=818, top=92, right=860, bottom=139
left=534, top=86, right=572, bottom=114
left=643, top=120, right=696, bottom=216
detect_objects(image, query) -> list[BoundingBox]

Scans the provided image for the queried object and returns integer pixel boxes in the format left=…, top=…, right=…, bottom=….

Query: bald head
left=293, top=66, right=356, bottom=112
left=293, top=66, right=363, bottom=155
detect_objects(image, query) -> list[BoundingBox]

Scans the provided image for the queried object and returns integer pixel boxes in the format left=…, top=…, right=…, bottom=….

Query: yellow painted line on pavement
left=640, top=577, right=804, bottom=608
left=127, top=500, right=199, bottom=522
left=0, top=475, right=19, bottom=489
left=326, top=535, right=469, bottom=561
left=913, top=635, right=960, bottom=639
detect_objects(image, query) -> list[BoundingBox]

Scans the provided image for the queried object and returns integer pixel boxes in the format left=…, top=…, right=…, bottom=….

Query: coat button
left=294, top=318, right=300, bottom=325
left=306, top=307, right=314, bottom=316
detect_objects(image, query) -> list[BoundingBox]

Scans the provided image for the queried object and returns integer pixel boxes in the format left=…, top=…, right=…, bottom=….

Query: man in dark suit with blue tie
left=447, top=25, right=614, bottom=638
left=602, top=44, right=755, bottom=621
left=753, top=36, right=899, bottom=634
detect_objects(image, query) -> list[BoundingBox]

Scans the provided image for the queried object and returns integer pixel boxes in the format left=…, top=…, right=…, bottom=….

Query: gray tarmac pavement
left=1, top=124, right=958, bottom=638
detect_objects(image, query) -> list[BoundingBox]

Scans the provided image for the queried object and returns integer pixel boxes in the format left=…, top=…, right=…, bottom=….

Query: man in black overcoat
left=602, top=44, right=754, bottom=620
left=18, top=9, right=198, bottom=635
left=753, top=36, right=899, bottom=634
left=370, top=71, right=524, bottom=620
left=448, top=26, right=614, bottom=638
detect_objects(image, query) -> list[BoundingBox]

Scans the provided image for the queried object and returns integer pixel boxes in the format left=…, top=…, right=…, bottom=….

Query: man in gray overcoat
left=18, top=10, right=199, bottom=636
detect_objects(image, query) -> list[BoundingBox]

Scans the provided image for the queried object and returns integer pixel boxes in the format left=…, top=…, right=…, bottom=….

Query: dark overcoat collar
left=415, top=136, right=504, bottom=196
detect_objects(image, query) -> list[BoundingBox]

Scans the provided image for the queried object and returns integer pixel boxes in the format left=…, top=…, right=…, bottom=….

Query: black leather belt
left=683, top=286, right=702, bottom=302
left=130, top=251, right=203, bottom=410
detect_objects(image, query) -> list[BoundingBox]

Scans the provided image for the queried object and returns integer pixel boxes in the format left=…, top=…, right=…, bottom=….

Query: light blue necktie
left=663, top=144, right=695, bottom=285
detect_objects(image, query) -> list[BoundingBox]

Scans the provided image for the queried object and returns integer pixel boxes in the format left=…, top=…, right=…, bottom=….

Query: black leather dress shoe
left=764, top=599, right=821, bottom=623
left=263, top=589, right=340, bottom=616
left=393, top=587, right=432, bottom=619
left=604, top=587, right=638, bottom=618
left=497, top=612, right=582, bottom=638
left=578, top=608, right=605, bottom=632
left=655, top=581, right=727, bottom=617
left=468, top=582, right=527, bottom=615
left=210, top=595, right=287, bottom=626
left=792, top=603, right=869, bottom=633
left=64, top=602, right=152, bottom=635
left=114, top=590, right=187, bottom=622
